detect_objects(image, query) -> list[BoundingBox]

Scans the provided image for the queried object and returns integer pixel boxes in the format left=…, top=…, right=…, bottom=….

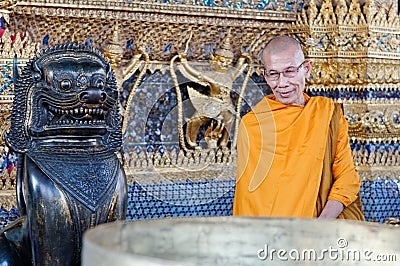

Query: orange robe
left=233, top=94, right=360, bottom=217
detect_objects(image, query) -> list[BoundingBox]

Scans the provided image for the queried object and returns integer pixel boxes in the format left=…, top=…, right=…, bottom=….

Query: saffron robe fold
left=233, top=94, right=360, bottom=217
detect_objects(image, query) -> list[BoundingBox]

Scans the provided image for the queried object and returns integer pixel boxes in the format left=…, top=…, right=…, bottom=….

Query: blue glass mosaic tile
left=360, top=178, right=400, bottom=223
left=1, top=178, right=399, bottom=230
left=126, top=180, right=235, bottom=220
left=124, top=0, right=303, bottom=12
left=0, top=208, right=19, bottom=230
left=126, top=179, right=399, bottom=222
left=306, top=88, right=400, bottom=101
left=0, top=65, right=13, bottom=95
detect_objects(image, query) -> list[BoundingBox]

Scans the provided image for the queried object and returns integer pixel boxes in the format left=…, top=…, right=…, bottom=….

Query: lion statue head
left=7, top=42, right=122, bottom=153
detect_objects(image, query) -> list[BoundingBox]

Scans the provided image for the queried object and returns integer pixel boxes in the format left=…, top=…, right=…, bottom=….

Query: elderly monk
left=233, top=36, right=364, bottom=219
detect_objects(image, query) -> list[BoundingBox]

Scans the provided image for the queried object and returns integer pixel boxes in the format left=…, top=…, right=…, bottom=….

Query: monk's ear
left=304, top=60, right=312, bottom=78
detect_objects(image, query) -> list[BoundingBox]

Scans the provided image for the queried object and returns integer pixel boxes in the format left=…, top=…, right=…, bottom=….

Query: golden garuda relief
left=171, top=31, right=252, bottom=151
left=100, top=23, right=150, bottom=132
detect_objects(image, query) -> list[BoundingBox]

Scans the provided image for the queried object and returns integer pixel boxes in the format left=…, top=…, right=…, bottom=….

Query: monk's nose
left=276, top=74, right=290, bottom=87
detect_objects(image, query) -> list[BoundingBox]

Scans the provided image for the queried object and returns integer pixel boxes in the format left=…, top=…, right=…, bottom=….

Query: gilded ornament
left=172, top=30, right=252, bottom=150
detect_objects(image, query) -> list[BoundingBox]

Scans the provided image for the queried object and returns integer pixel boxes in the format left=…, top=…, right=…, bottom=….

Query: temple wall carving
left=1, top=0, right=399, bottom=227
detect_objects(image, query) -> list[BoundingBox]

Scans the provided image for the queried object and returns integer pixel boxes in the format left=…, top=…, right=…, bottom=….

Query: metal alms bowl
left=82, top=216, right=400, bottom=266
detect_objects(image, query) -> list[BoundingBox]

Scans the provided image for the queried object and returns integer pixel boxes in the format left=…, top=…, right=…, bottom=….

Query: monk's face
left=262, top=45, right=312, bottom=106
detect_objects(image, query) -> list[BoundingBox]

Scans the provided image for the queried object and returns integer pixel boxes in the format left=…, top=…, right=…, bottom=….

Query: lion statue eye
left=60, top=79, right=72, bottom=91
left=94, top=79, right=105, bottom=89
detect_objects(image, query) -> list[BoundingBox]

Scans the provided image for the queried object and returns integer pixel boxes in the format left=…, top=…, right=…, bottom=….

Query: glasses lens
left=264, top=61, right=305, bottom=81
left=283, top=69, right=297, bottom=78
left=268, top=73, right=279, bottom=80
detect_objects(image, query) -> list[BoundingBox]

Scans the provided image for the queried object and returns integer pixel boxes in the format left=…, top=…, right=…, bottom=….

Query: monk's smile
left=278, top=89, right=295, bottom=98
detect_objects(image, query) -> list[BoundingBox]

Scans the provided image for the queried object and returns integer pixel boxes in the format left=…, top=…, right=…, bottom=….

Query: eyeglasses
left=263, top=61, right=306, bottom=81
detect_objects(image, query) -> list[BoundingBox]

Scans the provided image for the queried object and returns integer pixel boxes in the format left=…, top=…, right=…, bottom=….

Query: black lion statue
left=0, top=42, right=127, bottom=266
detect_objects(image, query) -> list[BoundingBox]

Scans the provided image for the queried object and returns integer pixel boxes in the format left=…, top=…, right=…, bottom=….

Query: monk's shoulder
left=241, top=109, right=257, bottom=126
left=308, top=96, right=335, bottom=108
left=309, top=95, right=333, bottom=104
left=241, top=97, right=270, bottom=122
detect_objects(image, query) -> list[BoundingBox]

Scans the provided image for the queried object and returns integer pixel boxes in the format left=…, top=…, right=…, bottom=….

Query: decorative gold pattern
left=292, top=0, right=400, bottom=85
left=123, top=147, right=234, bottom=184
left=0, top=191, right=16, bottom=210
left=8, top=1, right=290, bottom=64
left=0, top=110, right=11, bottom=147
left=101, top=22, right=151, bottom=123
left=0, top=0, right=15, bottom=24
left=344, top=101, right=400, bottom=138
left=13, top=0, right=297, bottom=21
left=0, top=164, right=16, bottom=191
left=172, top=31, right=252, bottom=150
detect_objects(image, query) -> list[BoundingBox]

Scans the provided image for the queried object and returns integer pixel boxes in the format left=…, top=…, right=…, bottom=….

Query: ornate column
left=292, top=0, right=400, bottom=222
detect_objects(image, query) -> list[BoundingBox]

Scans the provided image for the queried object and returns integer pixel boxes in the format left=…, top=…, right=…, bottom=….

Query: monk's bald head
left=260, top=36, right=304, bottom=65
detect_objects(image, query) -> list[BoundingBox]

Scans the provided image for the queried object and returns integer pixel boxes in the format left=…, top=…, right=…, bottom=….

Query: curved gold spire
left=102, top=22, right=124, bottom=70
left=214, top=30, right=234, bottom=59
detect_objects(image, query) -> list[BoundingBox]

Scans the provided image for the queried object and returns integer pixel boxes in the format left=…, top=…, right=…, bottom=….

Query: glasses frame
left=263, top=61, right=306, bottom=81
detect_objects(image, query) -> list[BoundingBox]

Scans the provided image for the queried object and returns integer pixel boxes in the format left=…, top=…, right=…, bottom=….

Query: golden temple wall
left=0, top=0, right=399, bottom=224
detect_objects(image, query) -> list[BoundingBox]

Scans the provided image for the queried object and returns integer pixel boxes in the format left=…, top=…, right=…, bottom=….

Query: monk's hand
left=318, top=200, right=344, bottom=219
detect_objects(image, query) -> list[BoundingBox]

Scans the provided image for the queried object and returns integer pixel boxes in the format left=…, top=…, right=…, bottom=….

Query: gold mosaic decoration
left=292, top=0, right=400, bottom=86
left=7, top=1, right=293, bottom=63
left=124, top=147, right=235, bottom=185
left=289, top=0, right=400, bottom=182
